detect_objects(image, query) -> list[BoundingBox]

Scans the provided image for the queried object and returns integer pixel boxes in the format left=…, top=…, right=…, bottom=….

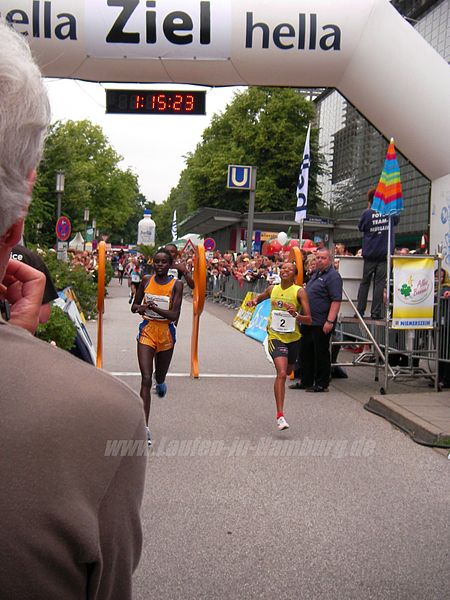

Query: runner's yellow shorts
left=137, top=319, right=176, bottom=352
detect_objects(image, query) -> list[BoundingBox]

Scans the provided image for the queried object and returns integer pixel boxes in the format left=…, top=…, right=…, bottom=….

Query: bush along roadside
left=33, top=247, right=109, bottom=319
left=35, top=305, right=77, bottom=350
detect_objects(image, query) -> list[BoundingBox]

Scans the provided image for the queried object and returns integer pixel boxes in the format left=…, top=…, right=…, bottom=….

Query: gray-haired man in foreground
left=0, top=22, right=147, bottom=599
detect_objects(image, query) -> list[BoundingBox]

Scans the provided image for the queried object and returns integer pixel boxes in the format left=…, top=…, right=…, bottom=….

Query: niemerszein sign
left=392, top=257, right=435, bottom=329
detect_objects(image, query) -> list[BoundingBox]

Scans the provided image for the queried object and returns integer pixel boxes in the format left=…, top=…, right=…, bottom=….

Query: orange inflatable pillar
left=96, top=241, right=106, bottom=369
left=289, top=245, right=304, bottom=286
left=190, top=244, right=206, bottom=378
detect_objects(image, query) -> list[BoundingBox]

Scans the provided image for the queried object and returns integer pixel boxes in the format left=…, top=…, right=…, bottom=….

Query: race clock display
left=106, top=90, right=206, bottom=115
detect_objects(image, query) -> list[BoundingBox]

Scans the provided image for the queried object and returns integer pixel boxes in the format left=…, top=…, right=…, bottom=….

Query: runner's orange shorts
left=137, top=319, right=176, bottom=352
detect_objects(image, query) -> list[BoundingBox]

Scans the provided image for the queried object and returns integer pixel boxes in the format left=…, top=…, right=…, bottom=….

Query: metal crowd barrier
left=439, top=297, right=450, bottom=363
left=206, top=274, right=267, bottom=308
left=205, top=275, right=450, bottom=367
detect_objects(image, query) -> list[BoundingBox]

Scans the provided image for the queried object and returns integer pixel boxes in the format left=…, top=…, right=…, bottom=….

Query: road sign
left=227, top=165, right=253, bottom=190
left=56, top=216, right=71, bottom=242
left=203, top=237, right=216, bottom=251
left=181, top=239, right=196, bottom=254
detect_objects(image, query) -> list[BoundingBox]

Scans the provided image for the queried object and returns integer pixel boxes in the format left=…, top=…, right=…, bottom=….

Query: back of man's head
left=367, top=188, right=376, bottom=207
left=0, top=22, right=51, bottom=238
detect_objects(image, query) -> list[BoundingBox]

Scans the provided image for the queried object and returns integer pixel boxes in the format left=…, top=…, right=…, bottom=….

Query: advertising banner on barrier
left=55, top=287, right=96, bottom=363
left=245, top=298, right=271, bottom=342
left=392, top=257, right=435, bottom=329
left=232, top=292, right=257, bottom=332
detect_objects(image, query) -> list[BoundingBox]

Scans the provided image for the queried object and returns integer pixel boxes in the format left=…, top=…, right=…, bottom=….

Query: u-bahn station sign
left=1, top=0, right=449, bottom=253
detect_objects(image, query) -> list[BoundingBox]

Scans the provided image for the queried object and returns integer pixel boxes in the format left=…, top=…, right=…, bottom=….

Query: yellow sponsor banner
left=232, top=292, right=257, bottom=332
left=392, top=257, right=434, bottom=329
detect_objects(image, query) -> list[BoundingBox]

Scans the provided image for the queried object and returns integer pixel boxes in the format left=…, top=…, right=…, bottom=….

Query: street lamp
left=36, top=222, right=42, bottom=244
left=55, top=170, right=65, bottom=260
left=91, top=219, right=97, bottom=250
left=83, top=208, right=90, bottom=250
left=55, top=170, right=65, bottom=220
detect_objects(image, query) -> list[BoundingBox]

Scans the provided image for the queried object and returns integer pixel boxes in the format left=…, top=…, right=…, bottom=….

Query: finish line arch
left=2, top=0, right=450, bottom=250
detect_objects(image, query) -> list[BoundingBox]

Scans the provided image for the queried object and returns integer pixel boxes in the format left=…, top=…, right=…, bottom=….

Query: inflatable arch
left=2, top=0, right=449, bottom=251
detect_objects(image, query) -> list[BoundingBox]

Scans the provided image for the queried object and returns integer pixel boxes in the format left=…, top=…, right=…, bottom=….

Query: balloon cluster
left=261, top=231, right=300, bottom=256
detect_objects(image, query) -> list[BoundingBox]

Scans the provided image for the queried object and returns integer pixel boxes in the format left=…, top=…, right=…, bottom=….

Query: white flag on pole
left=171, top=210, right=177, bottom=241
left=295, top=124, right=310, bottom=223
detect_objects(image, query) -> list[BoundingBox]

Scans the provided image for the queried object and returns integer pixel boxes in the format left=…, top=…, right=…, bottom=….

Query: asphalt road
left=89, top=280, right=450, bottom=600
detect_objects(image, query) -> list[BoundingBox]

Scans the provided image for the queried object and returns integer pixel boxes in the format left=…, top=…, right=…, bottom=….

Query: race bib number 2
left=270, top=310, right=295, bottom=333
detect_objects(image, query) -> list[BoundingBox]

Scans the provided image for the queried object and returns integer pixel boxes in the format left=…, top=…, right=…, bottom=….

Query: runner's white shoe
left=276, top=416, right=289, bottom=431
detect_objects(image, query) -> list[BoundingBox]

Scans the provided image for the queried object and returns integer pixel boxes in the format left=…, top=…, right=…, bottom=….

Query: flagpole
left=384, top=215, right=392, bottom=392
left=369, top=136, right=403, bottom=393
left=295, top=124, right=310, bottom=235
left=299, top=220, right=304, bottom=249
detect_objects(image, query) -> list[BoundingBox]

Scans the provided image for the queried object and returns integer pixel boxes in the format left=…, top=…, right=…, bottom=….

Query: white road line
left=111, top=372, right=274, bottom=379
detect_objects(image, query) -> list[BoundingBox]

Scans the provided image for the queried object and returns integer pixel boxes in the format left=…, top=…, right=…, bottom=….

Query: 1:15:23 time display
left=106, top=90, right=206, bottom=115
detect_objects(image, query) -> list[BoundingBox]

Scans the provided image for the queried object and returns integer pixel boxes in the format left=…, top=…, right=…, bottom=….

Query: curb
left=364, top=396, right=450, bottom=448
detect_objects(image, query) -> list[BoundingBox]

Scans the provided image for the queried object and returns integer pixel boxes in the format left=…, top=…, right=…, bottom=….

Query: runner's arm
left=145, top=280, right=183, bottom=322
left=288, top=287, right=312, bottom=325
left=131, top=276, right=151, bottom=315
left=246, top=285, right=273, bottom=307
left=182, top=270, right=195, bottom=290
left=175, top=261, right=195, bottom=290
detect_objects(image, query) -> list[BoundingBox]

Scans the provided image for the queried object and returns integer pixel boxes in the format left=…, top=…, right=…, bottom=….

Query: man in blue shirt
left=356, top=189, right=399, bottom=319
left=300, top=248, right=342, bottom=392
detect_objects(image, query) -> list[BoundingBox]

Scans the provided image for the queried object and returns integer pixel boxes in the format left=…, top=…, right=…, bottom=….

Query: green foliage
left=105, top=260, right=114, bottom=287
left=318, top=179, right=356, bottom=220
left=35, top=305, right=77, bottom=350
left=185, top=87, right=323, bottom=213
left=137, top=244, right=156, bottom=260
left=150, top=170, right=192, bottom=246
left=26, top=120, right=148, bottom=246
left=153, top=87, right=325, bottom=240
left=109, top=194, right=155, bottom=245
left=35, top=248, right=99, bottom=318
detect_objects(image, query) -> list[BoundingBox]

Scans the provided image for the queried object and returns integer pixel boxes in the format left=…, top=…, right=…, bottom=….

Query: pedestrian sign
left=227, top=165, right=253, bottom=190
left=56, top=216, right=71, bottom=242
left=181, top=239, right=196, bottom=254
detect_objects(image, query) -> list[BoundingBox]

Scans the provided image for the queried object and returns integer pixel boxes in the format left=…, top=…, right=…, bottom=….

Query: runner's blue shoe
left=155, top=382, right=167, bottom=398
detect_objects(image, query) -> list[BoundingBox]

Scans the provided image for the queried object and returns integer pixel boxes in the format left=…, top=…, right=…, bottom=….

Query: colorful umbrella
left=372, top=138, right=404, bottom=216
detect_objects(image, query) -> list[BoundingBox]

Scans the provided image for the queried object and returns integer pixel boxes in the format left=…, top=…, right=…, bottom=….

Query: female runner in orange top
left=132, top=248, right=183, bottom=445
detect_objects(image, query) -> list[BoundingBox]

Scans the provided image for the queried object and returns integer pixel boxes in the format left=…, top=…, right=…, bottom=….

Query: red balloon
left=261, top=241, right=271, bottom=256
left=302, top=239, right=316, bottom=249
left=270, top=239, right=283, bottom=254
left=286, top=239, right=300, bottom=249
left=262, top=238, right=283, bottom=256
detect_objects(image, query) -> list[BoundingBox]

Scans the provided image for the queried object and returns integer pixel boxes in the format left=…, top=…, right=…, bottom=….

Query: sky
left=45, top=79, right=244, bottom=205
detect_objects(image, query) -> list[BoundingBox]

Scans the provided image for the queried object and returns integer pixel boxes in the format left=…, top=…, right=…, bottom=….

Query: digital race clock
left=106, top=90, right=206, bottom=115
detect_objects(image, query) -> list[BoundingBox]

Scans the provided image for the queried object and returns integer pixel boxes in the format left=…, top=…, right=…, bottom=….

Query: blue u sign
left=227, top=165, right=252, bottom=190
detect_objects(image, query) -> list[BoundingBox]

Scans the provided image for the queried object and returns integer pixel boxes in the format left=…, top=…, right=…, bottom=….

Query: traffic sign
left=227, top=165, right=253, bottom=190
left=203, top=237, right=216, bottom=251
left=181, top=239, right=196, bottom=254
left=56, top=216, right=71, bottom=242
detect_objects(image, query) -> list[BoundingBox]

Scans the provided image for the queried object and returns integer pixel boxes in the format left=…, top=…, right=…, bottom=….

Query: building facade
left=315, top=0, right=450, bottom=251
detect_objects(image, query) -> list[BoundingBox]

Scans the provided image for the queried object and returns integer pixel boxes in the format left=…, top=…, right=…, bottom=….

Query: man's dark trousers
left=357, top=259, right=387, bottom=318
left=300, top=325, right=332, bottom=389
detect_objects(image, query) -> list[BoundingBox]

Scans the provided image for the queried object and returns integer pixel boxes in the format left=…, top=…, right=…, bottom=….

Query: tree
left=26, top=120, right=146, bottom=246
left=184, top=87, right=324, bottom=214
left=318, top=178, right=358, bottom=220
left=151, top=170, right=193, bottom=246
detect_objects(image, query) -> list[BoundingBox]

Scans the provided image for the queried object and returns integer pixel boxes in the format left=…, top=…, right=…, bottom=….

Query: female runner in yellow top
left=132, top=248, right=183, bottom=445
left=248, top=261, right=312, bottom=430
